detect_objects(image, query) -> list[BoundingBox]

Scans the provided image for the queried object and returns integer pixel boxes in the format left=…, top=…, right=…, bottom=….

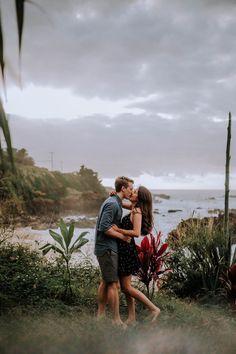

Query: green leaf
left=49, top=229, right=65, bottom=250
left=67, top=222, right=75, bottom=247
left=70, top=231, right=89, bottom=250
left=232, top=247, right=236, bottom=265
left=72, top=238, right=89, bottom=252
left=50, top=245, right=65, bottom=257
left=0, top=101, right=15, bottom=172
left=0, top=10, right=5, bottom=87
left=15, top=0, right=25, bottom=54
left=59, top=219, right=69, bottom=247
left=39, top=242, right=51, bottom=250
left=42, top=245, right=53, bottom=256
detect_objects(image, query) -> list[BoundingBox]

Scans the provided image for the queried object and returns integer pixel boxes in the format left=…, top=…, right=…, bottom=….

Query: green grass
left=0, top=293, right=235, bottom=354
left=0, top=242, right=235, bottom=353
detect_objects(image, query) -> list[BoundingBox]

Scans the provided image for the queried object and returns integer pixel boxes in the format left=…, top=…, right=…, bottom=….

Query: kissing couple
left=94, top=176, right=160, bottom=326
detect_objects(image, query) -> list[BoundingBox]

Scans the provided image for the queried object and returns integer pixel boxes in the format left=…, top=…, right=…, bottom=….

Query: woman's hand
left=109, top=190, right=116, bottom=196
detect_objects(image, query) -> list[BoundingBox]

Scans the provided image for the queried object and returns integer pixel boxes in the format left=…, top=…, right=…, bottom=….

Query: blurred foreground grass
left=0, top=293, right=235, bottom=354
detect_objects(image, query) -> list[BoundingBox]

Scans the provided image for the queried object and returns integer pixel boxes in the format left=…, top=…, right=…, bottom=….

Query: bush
left=0, top=243, right=53, bottom=309
left=166, top=219, right=229, bottom=299
left=0, top=242, right=100, bottom=312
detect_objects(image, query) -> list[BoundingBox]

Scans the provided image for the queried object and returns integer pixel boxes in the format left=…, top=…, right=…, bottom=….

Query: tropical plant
left=0, top=0, right=30, bottom=174
left=136, top=231, right=170, bottom=299
left=221, top=263, right=236, bottom=310
left=40, top=219, right=89, bottom=297
left=167, top=219, right=231, bottom=298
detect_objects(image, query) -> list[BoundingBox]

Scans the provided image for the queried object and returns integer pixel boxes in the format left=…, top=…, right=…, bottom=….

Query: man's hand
left=121, top=235, right=131, bottom=243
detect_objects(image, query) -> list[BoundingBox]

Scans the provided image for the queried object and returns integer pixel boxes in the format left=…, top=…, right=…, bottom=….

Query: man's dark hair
left=115, top=176, right=134, bottom=192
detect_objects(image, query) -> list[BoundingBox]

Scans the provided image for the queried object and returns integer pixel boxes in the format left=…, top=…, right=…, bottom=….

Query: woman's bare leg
left=125, top=293, right=136, bottom=324
left=120, top=275, right=160, bottom=321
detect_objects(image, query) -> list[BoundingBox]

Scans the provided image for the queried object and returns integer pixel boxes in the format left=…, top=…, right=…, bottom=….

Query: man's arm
left=105, top=227, right=131, bottom=243
left=98, top=201, right=130, bottom=242
left=122, top=200, right=132, bottom=210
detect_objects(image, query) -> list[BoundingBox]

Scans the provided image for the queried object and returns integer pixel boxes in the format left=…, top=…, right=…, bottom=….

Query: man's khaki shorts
left=97, top=250, right=118, bottom=283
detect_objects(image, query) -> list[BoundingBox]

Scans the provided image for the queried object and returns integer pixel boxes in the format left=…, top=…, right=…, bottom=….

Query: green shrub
left=0, top=241, right=100, bottom=311
left=166, top=220, right=229, bottom=299
left=0, top=243, right=52, bottom=308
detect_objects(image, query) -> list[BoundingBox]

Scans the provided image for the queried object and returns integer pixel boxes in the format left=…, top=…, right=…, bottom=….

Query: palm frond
left=0, top=101, right=15, bottom=173
left=15, top=0, right=25, bottom=54
left=0, top=9, right=5, bottom=84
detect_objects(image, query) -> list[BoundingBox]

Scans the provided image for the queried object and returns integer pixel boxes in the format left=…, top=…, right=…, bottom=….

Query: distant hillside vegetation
left=0, top=149, right=107, bottom=219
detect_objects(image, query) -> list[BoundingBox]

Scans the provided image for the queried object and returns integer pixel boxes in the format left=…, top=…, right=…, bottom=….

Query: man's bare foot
left=112, top=320, right=127, bottom=329
left=125, top=318, right=136, bottom=326
left=96, top=313, right=106, bottom=321
left=150, top=308, right=161, bottom=322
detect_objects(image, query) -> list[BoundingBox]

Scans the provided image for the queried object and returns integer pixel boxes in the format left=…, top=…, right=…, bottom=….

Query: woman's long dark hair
left=136, top=186, right=153, bottom=235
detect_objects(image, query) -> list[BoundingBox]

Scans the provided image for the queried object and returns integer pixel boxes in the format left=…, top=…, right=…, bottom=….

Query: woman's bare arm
left=112, top=208, right=142, bottom=237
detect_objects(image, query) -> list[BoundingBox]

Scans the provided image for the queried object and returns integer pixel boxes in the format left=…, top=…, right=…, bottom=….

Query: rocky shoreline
left=168, top=209, right=236, bottom=244
left=12, top=213, right=97, bottom=230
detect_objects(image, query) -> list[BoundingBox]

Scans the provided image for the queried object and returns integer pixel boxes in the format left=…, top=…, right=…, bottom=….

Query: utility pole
left=60, top=160, right=63, bottom=172
left=50, top=152, right=54, bottom=171
left=224, top=112, right=231, bottom=267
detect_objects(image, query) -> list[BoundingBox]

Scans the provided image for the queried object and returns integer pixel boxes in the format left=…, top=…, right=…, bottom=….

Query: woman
left=112, top=186, right=160, bottom=324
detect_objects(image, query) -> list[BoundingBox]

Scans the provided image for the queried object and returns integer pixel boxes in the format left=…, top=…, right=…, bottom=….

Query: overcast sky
left=2, top=0, right=236, bottom=189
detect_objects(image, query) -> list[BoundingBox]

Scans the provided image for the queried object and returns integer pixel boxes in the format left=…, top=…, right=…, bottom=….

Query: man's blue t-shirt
left=94, top=195, right=122, bottom=256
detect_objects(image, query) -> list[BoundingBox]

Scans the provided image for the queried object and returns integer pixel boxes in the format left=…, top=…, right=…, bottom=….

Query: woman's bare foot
left=150, top=308, right=160, bottom=322
left=125, top=318, right=136, bottom=326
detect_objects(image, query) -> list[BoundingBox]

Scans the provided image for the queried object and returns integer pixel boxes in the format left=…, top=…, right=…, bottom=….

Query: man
left=94, top=176, right=134, bottom=325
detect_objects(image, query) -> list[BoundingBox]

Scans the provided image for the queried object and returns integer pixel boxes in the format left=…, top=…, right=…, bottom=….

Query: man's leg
left=97, top=280, right=108, bottom=319
left=107, top=281, right=123, bottom=325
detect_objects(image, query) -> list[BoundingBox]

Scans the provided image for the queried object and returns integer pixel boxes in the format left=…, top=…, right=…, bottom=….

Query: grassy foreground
left=0, top=293, right=235, bottom=354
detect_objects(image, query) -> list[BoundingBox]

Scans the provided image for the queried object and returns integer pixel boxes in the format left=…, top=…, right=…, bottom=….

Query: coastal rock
left=73, top=219, right=97, bottom=228
left=155, top=194, right=170, bottom=200
left=168, top=210, right=236, bottom=244
left=168, top=209, right=183, bottom=213
left=208, top=208, right=222, bottom=214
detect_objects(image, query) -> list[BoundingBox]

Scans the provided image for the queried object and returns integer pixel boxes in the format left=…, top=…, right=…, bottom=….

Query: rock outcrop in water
left=168, top=209, right=236, bottom=244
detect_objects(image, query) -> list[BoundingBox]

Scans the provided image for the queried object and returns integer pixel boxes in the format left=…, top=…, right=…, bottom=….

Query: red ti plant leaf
left=136, top=245, right=142, bottom=253
left=140, top=236, right=150, bottom=252
left=155, top=231, right=161, bottom=250
left=136, top=230, right=172, bottom=299
left=156, top=243, right=168, bottom=257
left=150, top=234, right=155, bottom=255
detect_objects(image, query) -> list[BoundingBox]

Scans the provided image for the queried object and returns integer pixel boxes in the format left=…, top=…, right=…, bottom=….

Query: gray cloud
left=2, top=0, right=236, bottom=182
left=3, top=0, right=236, bottom=102
left=9, top=114, right=236, bottom=178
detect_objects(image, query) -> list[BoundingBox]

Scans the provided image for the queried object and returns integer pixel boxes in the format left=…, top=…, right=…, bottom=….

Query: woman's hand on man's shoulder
left=132, top=206, right=141, bottom=214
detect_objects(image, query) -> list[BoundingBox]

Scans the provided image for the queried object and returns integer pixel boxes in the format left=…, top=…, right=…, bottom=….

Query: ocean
left=14, top=189, right=236, bottom=261
left=151, top=189, right=236, bottom=238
